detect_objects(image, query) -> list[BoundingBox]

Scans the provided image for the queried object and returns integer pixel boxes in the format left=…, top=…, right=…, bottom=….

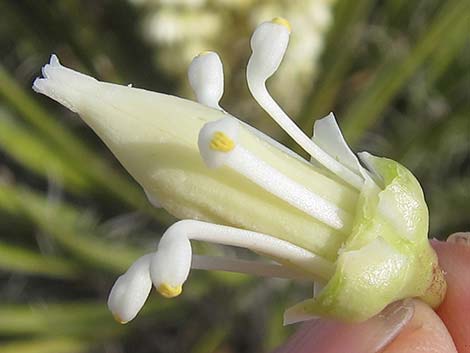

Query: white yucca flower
left=33, top=18, right=445, bottom=325
left=145, top=10, right=221, bottom=45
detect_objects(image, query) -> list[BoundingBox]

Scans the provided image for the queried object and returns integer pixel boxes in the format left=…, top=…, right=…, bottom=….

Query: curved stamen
left=108, top=254, right=153, bottom=324
left=198, top=118, right=354, bottom=232
left=246, top=19, right=364, bottom=189
left=188, top=51, right=224, bottom=109
left=150, top=220, right=334, bottom=298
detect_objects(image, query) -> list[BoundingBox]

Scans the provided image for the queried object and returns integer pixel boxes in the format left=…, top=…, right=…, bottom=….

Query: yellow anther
left=210, top=131, right=235, bottom=152
left=271, top=17, right=291, bottom=33
left=157, top=283, right=182, bottom=298
left=112, top=313, right=128, bottom=325
left=198, top=51, right=212, bottom=56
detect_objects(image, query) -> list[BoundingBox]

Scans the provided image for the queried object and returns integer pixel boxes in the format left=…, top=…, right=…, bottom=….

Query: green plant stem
left=191, top=325, right=230, bottom=353
left=341, top=0, right=470, bottom=144
left=0, top=338, right=88, bottom=353
left=295, top=0, right=375, bottom=141
left=0, top=182, right=142, bottom=273
left=0, top=242, right=79, bottom=278
left=0, top=108, right=89, bottom=191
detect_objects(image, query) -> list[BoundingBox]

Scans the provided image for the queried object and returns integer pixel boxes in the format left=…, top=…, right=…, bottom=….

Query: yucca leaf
left=191, top=325, right=230, bottom=353
left=296, top=0, right=375, bottom=136
left=0, top=182, right=141, bottom=273
left=0, top=108, right=90, bottom=191
left=0, top=241, right=79, bottom=278
left=341, top=0, right=470, bottom=144
left=0, top=338, right=88, bottom=353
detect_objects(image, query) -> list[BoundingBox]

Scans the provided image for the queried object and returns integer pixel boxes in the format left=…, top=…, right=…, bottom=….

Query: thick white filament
left=225, top=145, right=353, bottom=232
left=198, top=118, right=353, bottom=232
left=246, top=21, right=364, bottom=189
left=246, top=80, right=363, bottom=190
left=155, top=220, right=334, bottom=283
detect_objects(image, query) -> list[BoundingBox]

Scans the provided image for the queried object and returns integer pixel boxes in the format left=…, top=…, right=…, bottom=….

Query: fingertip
left=272, top=300, right=414, bottom=353
left=382, top=300, right=457, bottom=353
left=432, top=234, right=470, bottom=352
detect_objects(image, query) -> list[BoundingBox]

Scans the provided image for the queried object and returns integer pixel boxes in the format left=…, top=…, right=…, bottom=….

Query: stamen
left=149, top=220, right=334, bottom=296
left=210, top=131, right=235, bottom=152
left=108, top=254, right=153, bottom=324
left=188, top=51, right=224, bottom=109
left=198, top=118, right=354, bottom=232
left=191, top=255, right=311, bottom=281
left=271, top=17, right=292, bottom=33
left=157, top=283, right=182, bottom=298
left=246, top=19, right=364, bottom=189
left=198, top=116, right=239, bottom=168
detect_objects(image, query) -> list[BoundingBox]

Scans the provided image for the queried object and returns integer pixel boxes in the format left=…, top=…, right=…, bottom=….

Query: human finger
left=272, top=300, right=414, bottom=353
left=433, top=233, right=470, bottom=352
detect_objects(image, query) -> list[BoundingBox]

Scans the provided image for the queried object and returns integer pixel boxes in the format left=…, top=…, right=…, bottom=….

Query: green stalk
left=425, top=16, right=470, bottom=84
left=0, top=338, right=88, bottom=353
left=296, top=0, right=375, bottom=139
left=0, top=299, right=188, bottom=336
left=0, top=109, right=89, bottom=191
left=0, top=242, right=79, bottom=279
left=0, top=302, right=115, bottom=336
left=0, top=182, right=141, bottom=273
left=265, top=294, right=291, bottom=350
left=341, top=0, right=470, bottom=144
left=191, top=325, right=230, bottom=353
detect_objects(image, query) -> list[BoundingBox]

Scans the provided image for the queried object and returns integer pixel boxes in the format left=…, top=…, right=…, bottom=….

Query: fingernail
left=272, top=300, right=414, bottom=353
left=447, top=232, right=470, bottom=246
left=371, top=300, right=415, bottom=352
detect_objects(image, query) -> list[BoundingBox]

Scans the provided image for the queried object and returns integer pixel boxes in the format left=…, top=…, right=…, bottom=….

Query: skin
left=273, top=233, right=470, bottom=353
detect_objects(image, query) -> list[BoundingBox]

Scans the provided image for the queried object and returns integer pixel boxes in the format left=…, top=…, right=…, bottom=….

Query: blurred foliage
left=0, top=0, right=469, bottom=352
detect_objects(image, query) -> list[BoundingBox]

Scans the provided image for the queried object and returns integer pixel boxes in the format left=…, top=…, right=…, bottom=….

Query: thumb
left=272, top=300, right=414, bottom=353
left=381, top=299, right=456, bottom=353
left=274, top=233, right=470, bottom=353
left=433, top=233, right=470, bottom=352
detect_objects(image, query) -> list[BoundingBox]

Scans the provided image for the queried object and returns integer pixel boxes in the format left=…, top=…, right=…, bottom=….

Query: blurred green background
left=0, top=0, right=469, bottom=352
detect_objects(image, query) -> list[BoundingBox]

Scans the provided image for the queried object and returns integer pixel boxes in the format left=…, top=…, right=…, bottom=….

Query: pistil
left=246, top=19, right=364, bottom=189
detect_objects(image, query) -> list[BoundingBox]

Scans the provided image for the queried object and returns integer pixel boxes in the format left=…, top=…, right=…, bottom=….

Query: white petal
left=283, top=303, right=320, bottom=325
left=143, top=188, right=162, bottom=208
left=312, top=113, right=362, bottom=176
left=357, top=151, right=385, bottom=187
left=32, top=55, right=98, bottom=113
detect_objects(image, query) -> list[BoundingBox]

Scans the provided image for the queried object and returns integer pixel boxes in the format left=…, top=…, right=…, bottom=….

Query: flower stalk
left=33, top=17, right=445, bottom=325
